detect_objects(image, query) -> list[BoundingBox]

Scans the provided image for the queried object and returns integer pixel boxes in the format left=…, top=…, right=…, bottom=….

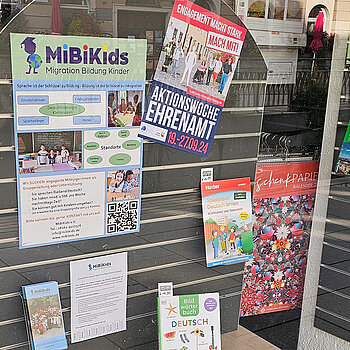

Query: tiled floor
left=222, top=326, right=280, bottom=350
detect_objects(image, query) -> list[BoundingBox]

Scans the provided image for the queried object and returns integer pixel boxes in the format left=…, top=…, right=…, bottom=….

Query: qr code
left=107, top=201, right=139, bottom=234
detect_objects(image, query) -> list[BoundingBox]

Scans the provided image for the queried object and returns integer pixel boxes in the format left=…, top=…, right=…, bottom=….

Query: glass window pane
left=248, top=0, right=266, bottom=18
left=268, top=0, right=285, bottom=19
left=287, top=0, right=303, bottom=19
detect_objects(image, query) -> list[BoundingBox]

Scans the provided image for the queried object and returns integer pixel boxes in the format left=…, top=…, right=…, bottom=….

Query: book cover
left=335, top=121, right=350, bottom=175
left=22, top=281, right=68, bottom=350
left=158, top=293, right=221, bottom=350
left=201, top=177, right=253, bottom=267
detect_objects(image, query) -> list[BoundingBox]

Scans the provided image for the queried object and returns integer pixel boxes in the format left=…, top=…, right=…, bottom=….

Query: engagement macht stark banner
left=139, top=0, right=246, bottom=156
left=11, top=34, right=146, bottom=248
left=240, top=161, right=319, bottom=316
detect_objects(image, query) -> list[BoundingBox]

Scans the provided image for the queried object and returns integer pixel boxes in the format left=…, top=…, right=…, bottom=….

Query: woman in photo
left=109, top=170, right=124, bottom=193
left=119, top=98, right=127, bottom=113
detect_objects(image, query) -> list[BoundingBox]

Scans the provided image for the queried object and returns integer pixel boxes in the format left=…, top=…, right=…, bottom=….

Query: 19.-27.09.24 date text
left=167, top=131, right=209, bottom=154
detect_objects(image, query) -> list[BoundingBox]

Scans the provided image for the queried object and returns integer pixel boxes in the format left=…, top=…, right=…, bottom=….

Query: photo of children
left=17, top=131, right=82, bottom=174
left=107, top=90, right=143, bottom=127
left=107, top=168, right=140, bottom=202
left=154, top=17, right=239, bottom=100
left=27, top=294, right=65, bottom=342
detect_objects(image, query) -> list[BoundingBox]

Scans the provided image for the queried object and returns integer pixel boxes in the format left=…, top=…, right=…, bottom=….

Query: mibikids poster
left=10, top=34, right=146, bottom=248
left=22, top=281, right=67, bottom=350
left=240, top=161, right=319, bottom=316
left=158, top=293, right=221, bottom=350
left=335, top=120, right=350, bottom=175
left=139, top=0, right=246, bottom=156
left=201, top=178, right=253, bottom=267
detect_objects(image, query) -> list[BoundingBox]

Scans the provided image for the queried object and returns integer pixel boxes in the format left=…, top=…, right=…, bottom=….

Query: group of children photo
left=27, top=296, right=64, bottom=341
left=37, top=144, right=69, bottom=165
left=211, top=221, right=244, bottom=260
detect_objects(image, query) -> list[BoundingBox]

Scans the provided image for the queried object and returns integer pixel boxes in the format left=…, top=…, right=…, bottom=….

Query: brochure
left=139, top=0, right=246, bottom=156
left=158, top=293, right=221, bottom=350
left=22, top=281, right=67, bottom=350
left=70, top=252, right=127, bottom=343
left=335, top=121, right=350, bottom=175
left=201, top=178, right=253, bottom=267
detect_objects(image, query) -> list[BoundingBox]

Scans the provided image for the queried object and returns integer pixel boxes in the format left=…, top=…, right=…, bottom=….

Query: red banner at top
left=253, top=161, right=320, bottom=199
left=201, top=177, right=251, bottom=197
left=171, top=0, right=246, bottom=42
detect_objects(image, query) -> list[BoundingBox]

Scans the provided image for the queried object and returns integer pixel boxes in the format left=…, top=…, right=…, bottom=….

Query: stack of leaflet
left=22, top=281, right=67, bottom=350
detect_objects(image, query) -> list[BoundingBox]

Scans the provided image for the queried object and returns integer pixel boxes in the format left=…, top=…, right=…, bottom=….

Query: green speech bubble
left=39, top=103, right=85, bottom=117
left=95, top=131, right=110, bottom=139
left=122, top=140, right=141, bottom=150
left=118, top=130, right=130, bottom=138
left=109, top=153, right=131, bottom=165
left=84, top=142, right=99, bottom=151
left=87, top=155, right=103, bottom=164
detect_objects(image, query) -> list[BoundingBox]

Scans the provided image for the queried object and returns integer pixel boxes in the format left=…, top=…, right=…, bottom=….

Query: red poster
left=240, top=161, right=319, bottom=316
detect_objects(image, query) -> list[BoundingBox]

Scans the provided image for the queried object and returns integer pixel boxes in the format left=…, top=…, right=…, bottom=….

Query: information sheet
left=201, top=178, right=253, bottom=267
left=158, top=293, right=221, bottom=350
left=10, top=34, right=146, bottom=248
left=241, top=161, right=319, bottom=316
left=139, top=0, right=246, bottom=156
left=22, top=281, right=67, bottom=350
left=70, top=252, right=127, bottom=342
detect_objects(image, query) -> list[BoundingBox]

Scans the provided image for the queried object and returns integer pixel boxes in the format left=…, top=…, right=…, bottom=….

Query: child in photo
left=55, top=150, right=62, bottom=164
left=109, top=170, right=124, bottom=193
left=122, top=170, right=137, bottom=193
left=212, top=230, right=219, bottom=259
left=61, top=145, right=69, bottom=163
left=37, top=144, right=49, bottom=165
left=48, top=149, right=55, bottom=164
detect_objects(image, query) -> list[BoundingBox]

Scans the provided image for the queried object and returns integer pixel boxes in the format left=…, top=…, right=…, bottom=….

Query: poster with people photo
left=139, top=0, right=246, bottom=156
left=22, top=281, right=67, bottom=350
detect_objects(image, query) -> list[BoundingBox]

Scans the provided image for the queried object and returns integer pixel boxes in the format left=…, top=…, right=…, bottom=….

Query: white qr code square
left=107, top=201, right=139, bottom=234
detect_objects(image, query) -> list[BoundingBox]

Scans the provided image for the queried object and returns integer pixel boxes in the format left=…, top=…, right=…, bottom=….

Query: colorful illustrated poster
left=240, top=161, right=319, bottom=316
left=335, top=120, right=350, bottom=175
left=139, top=0, right=246, bottom=156
left=158, top=293, right=221, bottom=350
left=201, top=178, right=253, bottom=267
left=70, top=252, right=127, bottom=342
left=11, top=34, right=146, bottom=248
left=22, top=281, right=67, bottom=350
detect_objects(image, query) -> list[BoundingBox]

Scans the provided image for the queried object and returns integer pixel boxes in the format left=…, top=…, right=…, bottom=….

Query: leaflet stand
left=20, top=292, right=35, bottom=350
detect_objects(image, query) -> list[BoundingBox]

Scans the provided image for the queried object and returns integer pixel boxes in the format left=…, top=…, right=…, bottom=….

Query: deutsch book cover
left=158, top=293, right=221, bottom=350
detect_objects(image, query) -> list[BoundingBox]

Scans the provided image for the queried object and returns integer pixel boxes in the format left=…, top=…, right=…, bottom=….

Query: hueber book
left=22, top=281, right=67, bottom=350
left=158, top=293, right=221, bottom=350
left=201, top=177, right=253, bottom=267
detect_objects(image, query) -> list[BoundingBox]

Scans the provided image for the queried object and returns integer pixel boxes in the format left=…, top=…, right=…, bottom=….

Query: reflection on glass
left=287, top=0, right=303, bottom=19
left=268, top=0, right=285, bottom=20
left=248, top=0, right=266, bottom=18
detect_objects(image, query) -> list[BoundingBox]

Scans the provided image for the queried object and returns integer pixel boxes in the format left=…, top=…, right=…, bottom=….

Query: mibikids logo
left=88, top=261, right=112, bottom=271
left=46, top=43, right=129, bottom=65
